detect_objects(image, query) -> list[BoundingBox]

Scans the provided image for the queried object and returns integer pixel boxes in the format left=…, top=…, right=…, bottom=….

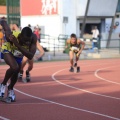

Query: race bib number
left=13, top=50, right=23, bottom=58
left=71, top=46, right=79, bottom=52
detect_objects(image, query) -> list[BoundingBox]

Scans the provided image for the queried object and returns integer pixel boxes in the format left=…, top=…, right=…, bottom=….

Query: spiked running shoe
left=3, top=90, right=16, bottom=103
left=77, top=66, right=80, bottom=72
left=26, top=70, right=31, bottom=82
left=18, top=71, right=23, bottom=82
left=69, top=66, right=74, bottom=72
left=74, top=63, right=77, bottom=67
left=0, top=84, right=6, bottom=100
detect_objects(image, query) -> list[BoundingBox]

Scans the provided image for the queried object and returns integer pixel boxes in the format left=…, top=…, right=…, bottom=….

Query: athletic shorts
left=70, top=47, right=79, bottom=53
left=1, top=50, right=23, bottom=64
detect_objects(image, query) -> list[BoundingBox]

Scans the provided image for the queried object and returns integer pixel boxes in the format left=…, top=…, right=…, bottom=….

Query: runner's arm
left=77, top=39, right=85, bottom=55
left=65, top=39, right=70, bottom=48
left=9, top=34, right=37, bottom=60
left=0, top=19, right=12, bottom=42
left=36, top=41, right=45, bottom=58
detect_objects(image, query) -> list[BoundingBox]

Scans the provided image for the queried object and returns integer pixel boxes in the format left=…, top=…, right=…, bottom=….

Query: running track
left=0, top=59, right=120, bottom=120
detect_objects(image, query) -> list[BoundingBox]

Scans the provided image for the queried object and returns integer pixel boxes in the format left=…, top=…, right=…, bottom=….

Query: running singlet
left=1, top=31, right=29, bottom=58
left=70, top=39, right=80, bottom=53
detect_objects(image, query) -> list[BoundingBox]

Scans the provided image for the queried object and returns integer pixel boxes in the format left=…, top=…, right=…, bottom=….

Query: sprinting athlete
left=18, top=40, right=44, bottom=82
left=0, top=19, right=37, bottom=103
left=65, top=33, right=85, bottom=72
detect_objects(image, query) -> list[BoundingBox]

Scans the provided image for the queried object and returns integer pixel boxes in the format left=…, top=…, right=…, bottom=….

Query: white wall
left=76, top=0, right=88, bottom=16
left=61, top=0, right=77, bottom=36
left=88, top=0, right=118, bottom=16
left=21, top=0, right=119, bottom=38
left=21, top=15, right=61, bottom=37
left=105, top=18, right=120, bottom=33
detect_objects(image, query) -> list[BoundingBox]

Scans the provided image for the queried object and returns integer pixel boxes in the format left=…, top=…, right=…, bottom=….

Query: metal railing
left=40, top=34, right=120, bottom=56
left=40, top=34, right=69, bottom=56
left=98, top=39, right=120, bottom=54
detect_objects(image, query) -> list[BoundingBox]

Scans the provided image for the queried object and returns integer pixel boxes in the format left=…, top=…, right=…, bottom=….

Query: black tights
left=1, top=53, right=21, bottom=90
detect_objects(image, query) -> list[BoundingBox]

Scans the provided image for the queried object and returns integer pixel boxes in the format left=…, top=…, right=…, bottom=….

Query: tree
left=0, top=0, right=6, bottom=6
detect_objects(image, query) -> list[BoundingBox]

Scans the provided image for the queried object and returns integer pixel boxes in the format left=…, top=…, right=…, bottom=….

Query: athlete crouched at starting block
left=18, top=40, right=45, bottom=83
left=0, top=19, right=37, bottom=103
left=65, top=33, right=85, bottom=72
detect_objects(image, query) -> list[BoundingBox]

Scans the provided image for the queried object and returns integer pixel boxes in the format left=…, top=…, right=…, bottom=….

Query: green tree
left=0, top=0, right=6, bottom=6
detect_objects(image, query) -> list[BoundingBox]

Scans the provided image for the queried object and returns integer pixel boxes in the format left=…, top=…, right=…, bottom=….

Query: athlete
left=0, top=25, right=4, bottom=48
left=0, top=19, right=37, bottom=103
left=9, top=23, right=44, bottom=83
left=65, top=33, right=85, bottom=72
left=18, top=40, right=44, bottom=82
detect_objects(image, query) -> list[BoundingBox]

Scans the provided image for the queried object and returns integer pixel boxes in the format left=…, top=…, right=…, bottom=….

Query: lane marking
left=0, top=116, right=10, bottom=120
left=52, top=68, right=120, bottom=100
left=95, top=66, right=120, bottom=85
left=1, top=60, right=120, bottom=120
left=14, top=88, right=120, bottom=120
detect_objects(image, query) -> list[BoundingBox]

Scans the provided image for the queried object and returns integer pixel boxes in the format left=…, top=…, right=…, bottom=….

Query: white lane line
left=95, top=66, right=120, bottom=85
left=14, top=88, right=120, bottom=120
left=1, top=61, right=120, bottom=120
left=52, top=68, right=120, bottom=100
left=0, top=116, right=10, bottom=120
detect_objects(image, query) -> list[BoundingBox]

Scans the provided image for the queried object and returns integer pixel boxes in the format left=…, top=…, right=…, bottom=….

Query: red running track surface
left=0, top=59, right=120, bottom=120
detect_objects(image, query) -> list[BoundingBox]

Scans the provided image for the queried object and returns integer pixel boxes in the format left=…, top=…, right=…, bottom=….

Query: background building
left=20, top=0, right=119, bottom=41
left=5, top=0, right=119, bottom=37
left=1, top=0, right=119, bottom=49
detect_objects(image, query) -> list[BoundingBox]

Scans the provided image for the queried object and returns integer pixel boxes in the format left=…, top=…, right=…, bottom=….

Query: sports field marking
left=0, top=116, right=10, bottom=120
left=14, top=88, right=120, bottom=120
left=52, top=68, right=120, bottom=100
left=95, top=66, right=120, bottom=85
left=1, top=62, right=120, bottom=101
left=1, top=60, right=120, bottom=120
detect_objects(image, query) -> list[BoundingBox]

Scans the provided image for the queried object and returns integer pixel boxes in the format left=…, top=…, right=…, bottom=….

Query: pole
left=106, top=0, right=119, bottom=48
left=119, top=38, right=120, bottom=54
left=80, top=0, right=90, bottom=38
left=54, top=38, right=55, bottom=56
left=106, top=16, right=115, bottom=48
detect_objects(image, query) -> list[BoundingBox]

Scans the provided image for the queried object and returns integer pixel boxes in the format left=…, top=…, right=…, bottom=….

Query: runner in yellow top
left=0, top=19, right=37, bottom=103
left=0, top=26, right=4, bottom=48
left=65, top=33, right=85, bottom=72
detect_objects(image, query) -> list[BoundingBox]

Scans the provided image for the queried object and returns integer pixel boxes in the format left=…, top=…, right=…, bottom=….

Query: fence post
left=54, top=38, right=55, bottom=56
left=92, top=41, right=94, bottom=50
left=98, top=37, right=101, bottom=53
left=119, top=39, right=120, bottom=54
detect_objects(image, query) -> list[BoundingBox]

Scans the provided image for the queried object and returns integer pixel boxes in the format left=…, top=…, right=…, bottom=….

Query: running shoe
left=3, top=89, right=16, bottom=103
left=0, top=84, right=6, bottom=100
left=26, top=70, right=31, bottom=82
left=18, top=71, right=23, bottom=82
left=77, top=67, right=80, bottom=72
left=74, top=63, right=77, bottom=67
left=69, top=66, right=74, bottom=72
